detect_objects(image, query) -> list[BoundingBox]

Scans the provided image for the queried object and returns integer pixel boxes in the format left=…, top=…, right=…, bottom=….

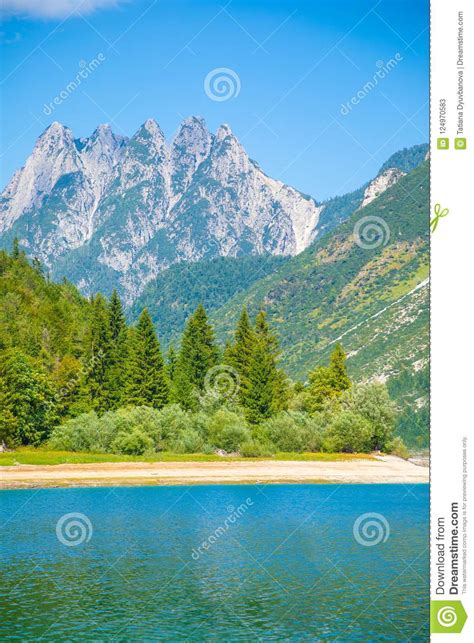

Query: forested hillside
left=210, top=162, right=429, bottom=446
left=130, top=254, right=287, bottom=346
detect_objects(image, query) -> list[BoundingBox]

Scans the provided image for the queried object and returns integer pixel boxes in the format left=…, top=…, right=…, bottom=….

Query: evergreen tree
left=173, top=304, right=218, bottom=409
left=242, top=311, right=287, bottom=423
left=307, top=343, right=352, bottom=413
left=106, top=290, right=129, bottom=409
left=166, top=342, right=178, bottom=381
left=108, top=289, right=127, bottom=343
left=226, top=307, right=256, bottom=389
left=12, top=237, right=20, bottom=259
left=84, top=294, right=111, bottom=413
left=329, top=343, right=351, bottom=392
left=125, top=308, right=168, bottom=408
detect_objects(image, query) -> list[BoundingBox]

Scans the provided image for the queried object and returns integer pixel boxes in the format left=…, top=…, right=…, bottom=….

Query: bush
left=48, top=407, right=163, bottom=453
left=48, top=411, right=114, bottom=452
left=111, top=428, right=154, bottom=455
left=240, top=439, right=275, bottom=457
left=340, top=384, right=396, bottom=451
left=322, top=411, right=372, bottom=453
left=168, top=429, right=206, bottom=454
left=261, top=411, right=325, bottom=452
left=387, top=436, right=410, bottom=459
left=148, top=405, right=199, bottom=449
left=207, top=409, right=250, bottom=453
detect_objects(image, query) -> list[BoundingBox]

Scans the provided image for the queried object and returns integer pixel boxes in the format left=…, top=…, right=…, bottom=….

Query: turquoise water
left=1, top=484, right=428, bottom=641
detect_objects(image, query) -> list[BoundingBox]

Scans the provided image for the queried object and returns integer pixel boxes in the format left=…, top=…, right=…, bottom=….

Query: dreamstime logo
left=43, top=54, right=106, bottom=115
left=353, top=216, right=390, bottom=249
left=437, top=606, right=458, bottom=628
left=353, top=512, right=390, bottom=546
left=56, top=512, right=93, bottom=547
left=340, top=54, right=403, bottom=115
left=204, top=67, right=241, bottom=102
left=204, top=364, right=240, bottom=400
left=191, top=498, right=253, bottom=560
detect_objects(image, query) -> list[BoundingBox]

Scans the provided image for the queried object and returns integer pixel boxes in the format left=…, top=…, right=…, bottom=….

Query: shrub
left=48, top=411, right=113, bottom=452
left=168, top=428, right=206, bottom=454
left=261, top=411, right=325, bottom=452
left=149, top=404, right=196, bottom=449
left=340, top=383, right=396, bottom=451
left=322, top=411, right=372, bottom=453
left=49, top=406, right=163, bottom=453
left=207, top=409, right=250, bottom=452
left=111, top=428, right=154, bottom=455
left=105, top=406, right=164, bottom=450
left=240, top=439, right=275, bottom=457
left=387, top=436, right=410, bottom=459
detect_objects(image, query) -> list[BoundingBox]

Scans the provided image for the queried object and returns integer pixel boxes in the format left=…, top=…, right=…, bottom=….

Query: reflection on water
left=1, top=484, right=429, bottom=640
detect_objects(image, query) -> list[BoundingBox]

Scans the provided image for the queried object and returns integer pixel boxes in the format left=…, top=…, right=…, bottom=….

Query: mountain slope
left=209, top=162, right=429, bottom=444
left=0, top=249, right=92, bottom=362
left=130, top=254, right=287, bottom=347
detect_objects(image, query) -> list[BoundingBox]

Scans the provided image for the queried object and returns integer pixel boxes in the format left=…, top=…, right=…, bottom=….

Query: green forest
left=0, top=245, right=407, bottom=458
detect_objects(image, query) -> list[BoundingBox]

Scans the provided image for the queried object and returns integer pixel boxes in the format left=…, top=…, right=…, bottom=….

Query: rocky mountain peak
left=359, top=167, right=405, bottom=209
left=0, top=116, right=325, bottom=301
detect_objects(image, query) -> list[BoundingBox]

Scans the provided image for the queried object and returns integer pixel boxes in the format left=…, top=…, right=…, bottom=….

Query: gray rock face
left=0, top=117, right=322, bottom=302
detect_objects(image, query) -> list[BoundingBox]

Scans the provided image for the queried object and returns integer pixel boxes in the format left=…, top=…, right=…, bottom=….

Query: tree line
left=1, top=247, right=402, bottom=455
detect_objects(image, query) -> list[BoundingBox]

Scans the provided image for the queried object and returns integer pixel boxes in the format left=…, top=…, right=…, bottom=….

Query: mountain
left=0, top=117, right=322, bottom=303
left=208, top=161, right=429, bottom=446
left=0, top=117, right=428, bottom=305
left=314, top=143, right=428, bottom=236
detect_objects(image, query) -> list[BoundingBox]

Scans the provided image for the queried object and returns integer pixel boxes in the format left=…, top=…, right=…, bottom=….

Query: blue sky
left=0, top=0, right=429, bottom=199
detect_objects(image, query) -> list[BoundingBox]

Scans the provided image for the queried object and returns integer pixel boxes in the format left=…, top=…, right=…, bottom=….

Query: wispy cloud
left=0, top=31, right=22, bottom=44
left=1, top=0, right=125, bottom=19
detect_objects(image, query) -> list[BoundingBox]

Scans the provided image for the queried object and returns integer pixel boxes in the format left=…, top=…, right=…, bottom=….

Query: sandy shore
left=0, top=455, right=428, bottom=489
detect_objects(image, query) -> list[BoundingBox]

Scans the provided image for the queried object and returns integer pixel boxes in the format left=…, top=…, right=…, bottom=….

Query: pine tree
left=106, top=290, right=129, bottom=409
left=125, top=308, right=168, bottom=408
left=244, top=341, right=277, bottom=423
left=307, top=343, right=352, bottom=413
left=84, top=294, right=111, bottom=413
left=329, top=343, right=351, bottom=392
left=226, top=307, right=256, bottom=380
left=242, top=310, right=287, bottom=423
left=108, top=289, right=127, bottom=343
left=12, top=237, right=20, bottom=259
left=173, top=304, right=218, bottom=408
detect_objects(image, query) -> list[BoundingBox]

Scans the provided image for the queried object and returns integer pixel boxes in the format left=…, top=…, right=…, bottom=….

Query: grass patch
left=0, top=447, right=377, bottom=466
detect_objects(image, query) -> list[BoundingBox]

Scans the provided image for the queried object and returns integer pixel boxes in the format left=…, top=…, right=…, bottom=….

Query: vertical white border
left=431, top=0, right=473, bottom=638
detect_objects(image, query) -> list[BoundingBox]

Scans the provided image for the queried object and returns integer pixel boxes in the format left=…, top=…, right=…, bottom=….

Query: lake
left=1, top=484, right=429, bottom=641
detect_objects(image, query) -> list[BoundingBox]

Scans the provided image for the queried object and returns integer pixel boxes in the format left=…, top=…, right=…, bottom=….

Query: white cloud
left=1, top=0, right=124, bottom=19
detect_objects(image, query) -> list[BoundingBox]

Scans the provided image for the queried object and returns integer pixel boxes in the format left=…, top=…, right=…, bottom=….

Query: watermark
left=43, top=54, right=106, bottom=116
left=56, top=512, right=93, bottom=547
left=191, top=499, right=253, bottom=560
left=353, top=512, right=390, bottom=546
left=204, top=67, right=241, bottom=102
left=204, top=364, right=241, bottom=400
left=430, top=601, right=468, bottom=633
left=340, top=54, right=403, bottom=116
left=430, top=203, right=449, bottom=233
left=353, top=215, right=390, bottom=249
left=54, top=349, right=105, bottom=404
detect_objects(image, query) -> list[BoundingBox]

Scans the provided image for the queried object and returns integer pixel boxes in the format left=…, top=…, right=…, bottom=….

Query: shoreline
left=0, top=455, right=428, bottom=489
